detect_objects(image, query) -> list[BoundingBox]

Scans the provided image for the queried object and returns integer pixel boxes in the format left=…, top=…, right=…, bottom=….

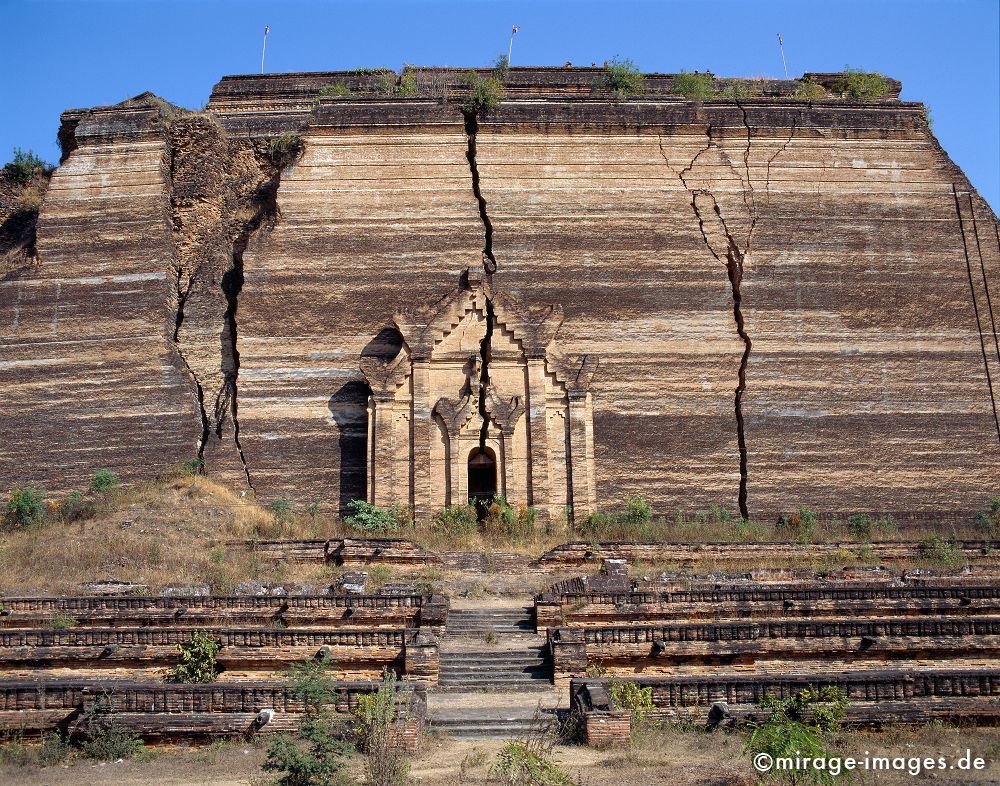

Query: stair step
left=440, top=653, right=546, bottom=660
left=428, top=724, right=541, bottom=737
left=438, top=674, right=551, bottom=681
left=439, top=678, right=549, bottom=683
left=439, top=671, right=549, bottom=677
left=440, top=662, right=548, bottom=668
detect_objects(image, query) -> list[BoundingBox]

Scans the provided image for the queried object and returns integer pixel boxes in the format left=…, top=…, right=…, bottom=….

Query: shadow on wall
left=326, top=328, right=405, bottom=516
left=328, top=381, right=369, bottom=516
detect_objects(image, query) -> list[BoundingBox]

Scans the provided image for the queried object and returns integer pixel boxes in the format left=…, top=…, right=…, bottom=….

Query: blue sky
left=2, top=0, right=998, bottom=208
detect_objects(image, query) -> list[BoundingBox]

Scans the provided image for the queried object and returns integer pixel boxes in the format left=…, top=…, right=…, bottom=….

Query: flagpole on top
left=777, top=32, right=789, bottom=79
left=261, top=26, right=269, bottom=74
left=508, top=26, right=518, bottom=65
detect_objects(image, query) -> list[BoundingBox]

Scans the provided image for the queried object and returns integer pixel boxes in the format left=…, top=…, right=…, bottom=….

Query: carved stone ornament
left=360, top=268, right=598, bottom=521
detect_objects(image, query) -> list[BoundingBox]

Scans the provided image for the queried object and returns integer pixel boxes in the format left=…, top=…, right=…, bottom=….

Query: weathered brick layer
left=1, top=70, right=997, bottom=518
left=0, top=95, right=200, bottom=492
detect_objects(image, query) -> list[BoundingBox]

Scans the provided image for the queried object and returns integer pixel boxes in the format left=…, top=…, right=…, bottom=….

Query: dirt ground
left=2, top=724, right=998, bottom=786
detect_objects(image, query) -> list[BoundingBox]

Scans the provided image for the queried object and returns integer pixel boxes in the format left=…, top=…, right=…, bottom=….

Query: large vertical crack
left=463, top=110, right=498, bottom=274
left=734, top=101, right=758, bottom=250
left=658, top=129, right=753, bottom=518
left=477, top=298, right=495, bottom=451
left=691, top=192, right=753, bottom=519
left=463, top=108, right=498, bottom=447
left=221, top=174, right=283, bottom=491
left=172, top=269, right=210, bottom=458
left=221, top=236, right=252, bottom=489
left=167, top=110, right=298, bottom=489
left=967, top=194, right=1000, bottom=370
left=954, top=185, right=1000, bottom=443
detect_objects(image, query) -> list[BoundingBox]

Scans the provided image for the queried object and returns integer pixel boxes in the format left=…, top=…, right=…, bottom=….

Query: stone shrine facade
left=360, top=268, right=597, bottom=521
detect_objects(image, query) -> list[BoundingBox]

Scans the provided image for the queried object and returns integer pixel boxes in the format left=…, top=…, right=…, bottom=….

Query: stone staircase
left=425, top=701, right=560, bottom=738
left=437, top=648, right=551, bottom=691
left=443, top=607, right=538, bottom=637
left=428, top=604, right=560, bottom=737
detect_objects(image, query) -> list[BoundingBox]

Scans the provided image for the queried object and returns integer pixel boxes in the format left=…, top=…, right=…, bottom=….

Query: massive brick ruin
left=1, top=67, right=998, bottom=521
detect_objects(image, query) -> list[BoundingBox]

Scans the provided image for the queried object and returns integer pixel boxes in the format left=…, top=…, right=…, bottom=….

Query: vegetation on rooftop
left=835, top=66, right=890, bottom=101
left=671, top=70, right=715, bottom=100
left=591, top=55, right=646, bottom=97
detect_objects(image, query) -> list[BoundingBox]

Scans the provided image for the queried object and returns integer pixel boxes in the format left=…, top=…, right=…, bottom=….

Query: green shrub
left=305, top=501, right=322, bottom=519
left=592, top=55, right=645, bottom=97
left=623, top=493, right=652, bottom=529
left=35, top=732, right=72, bottom=766
left=4, top=485, right=46, bottom=528
left=171, top=630, right=222, bottom=683
left=397, top=71, right=418, bottom=96
left=79, top=696, right=145, bottom=762
left=919, top=536, right=965, bottom=567
left=836, top=67, right=889, bottom=101
left=482, top=496, right=537, bottom=541
left=577, top=493, right=654, bottom=541
left=718, top=80, right=750, bottom=99
left=61, top=491, right=93, bottom=521
left=846, top=513, right=897, bottom=540
left=493, top=54, right=510, bottom=81
left=846, top=513, right=875, bottom=540
left=352, top=670, right=410, bottom=786
left=793, top=78, right=827, bottom=100
left=490, top=740, right=574, bottom=786
left=672, top=70, right=715, bottom=99
left=732, top=517, right=769, bottom=541
left=745, top=686, right=849, bottom=785
left=48, top=614, right=78, bottom=630
left=975, top=496, right=1000, bottom=537
left=179, top=457, right=204, bottom=476
left=461, top=71, right=504, bottom=115
left=435, top=503, right=478, bottom=537
left=608, top=679, right=655, bottom=722
left=89, top=468, right=121, bottom=494
left=709, top=503, right=733, bottom=523
left=2, top=148, right=50, bottom=185
left=318, top=81, right=351, bottom=97
left=0, top=731, right=72, bottom=767
left=777, top=507, right=820, bottom=543
left=269, top=498, right=293, bottom=521
left=346, top=500, right=401, bottom=534
left=267, top=133, right=302, bottom=168
left=263, top=659, right=353, bottom=786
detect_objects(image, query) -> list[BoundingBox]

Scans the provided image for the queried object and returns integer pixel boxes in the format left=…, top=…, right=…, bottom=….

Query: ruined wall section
left=472, top=99, right=999, bottom=519
left=167, top=114, right=296, bottom=488
left=474, top=104, right=746, bottom=513
left=235, top=100, right=484, bottom=509
left=724, top=103, right=1000, bottom=519
left=0, top=95, right=201, bottom=491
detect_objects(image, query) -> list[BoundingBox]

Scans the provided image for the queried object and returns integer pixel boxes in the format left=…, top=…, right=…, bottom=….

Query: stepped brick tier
left=569, top=670, right=1000, bottom=732
left=549, top=618, right=1000, bottom=684
left=0, top=592, right=449, bottom=631
left=2, top=67, right=998, bottom=521
left=538, top=539, right=1000, bottom=566
left=0, top=679, right=425, bottom=744
left=245, top=537, right=442, bottom=565
left=542, top=568, right=1000, bottom=689
left=535, top=573, right=1000, bottom=630
left=0, top=627, right=439, bottom=684
left=538, top=597, right=1000, bottom=631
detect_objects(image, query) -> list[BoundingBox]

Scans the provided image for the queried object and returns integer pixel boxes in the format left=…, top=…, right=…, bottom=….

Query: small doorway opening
left=468, top=447, right=497, bottom=517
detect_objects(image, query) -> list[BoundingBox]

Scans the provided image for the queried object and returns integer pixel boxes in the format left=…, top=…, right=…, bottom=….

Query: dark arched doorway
left=468, top=447, right=497, bottom=511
